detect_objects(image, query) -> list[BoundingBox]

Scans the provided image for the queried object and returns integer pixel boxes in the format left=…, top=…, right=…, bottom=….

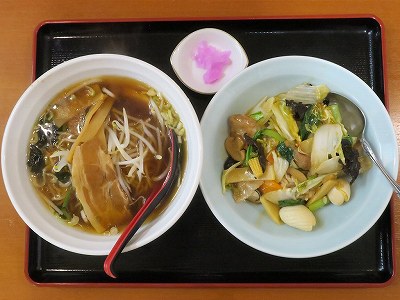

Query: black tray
left=27, top=17, right=394, bottom=286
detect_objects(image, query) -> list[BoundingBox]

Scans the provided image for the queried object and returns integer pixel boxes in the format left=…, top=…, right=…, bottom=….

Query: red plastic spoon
left=104, top=129, right=179, bottom=278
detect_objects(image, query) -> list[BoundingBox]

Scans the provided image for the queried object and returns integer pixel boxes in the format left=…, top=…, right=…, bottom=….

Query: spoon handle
left=361, top=137, right=400, bottom=198
left=104, top=130, right=179, bottom=279
left=103, top=180, right=173, bottom=278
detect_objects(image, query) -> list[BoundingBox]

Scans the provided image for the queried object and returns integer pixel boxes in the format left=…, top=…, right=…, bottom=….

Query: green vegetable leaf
left=60, top=207, right=72, bottom=220
left=299, top=104, right=322, bottom=140
left=271, top=101, right=300, bottom=142
left=308, top=196, right=329, bottom=212
left=62, top=189, right=72, bottom=209
left=253, top=128, right=284, bottom=142
left=296, top=174, right=326, bottom=196
left=276, top=141, right=294, bottom=162
left=244, top=145, right=258, bottom=166
left=278, top=199, right=306, bottom=207
left=249, top=111, right=264, bottom=121
left=60, top=189, right=72, bottom=220
left=327, top=103, right=342, bottom=123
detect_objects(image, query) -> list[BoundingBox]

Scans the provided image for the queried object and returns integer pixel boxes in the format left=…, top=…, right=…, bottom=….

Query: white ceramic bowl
left=170, top=28, right=248, bottom=94
left=200, top=55, right=398, bottom=258
left=2, top=54, right=203, bottom=255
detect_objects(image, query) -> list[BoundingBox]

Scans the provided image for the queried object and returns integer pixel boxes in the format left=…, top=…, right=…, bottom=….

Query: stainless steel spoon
left=104, top=129, right=180, bottom=278
left=328, top=92, right=400, bottom=198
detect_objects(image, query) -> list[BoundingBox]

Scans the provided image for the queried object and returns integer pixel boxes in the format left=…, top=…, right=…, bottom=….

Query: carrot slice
left=266, top=152, right=274, bottom=164
left=259, top=180, right=282, bottom=194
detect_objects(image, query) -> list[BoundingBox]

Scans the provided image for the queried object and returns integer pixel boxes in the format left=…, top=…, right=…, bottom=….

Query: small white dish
left=170, top=28, right=248, bottom=94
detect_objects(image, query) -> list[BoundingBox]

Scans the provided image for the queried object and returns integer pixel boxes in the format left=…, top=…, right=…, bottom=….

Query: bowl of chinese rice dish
left=200, top=55, right=398, bottom=258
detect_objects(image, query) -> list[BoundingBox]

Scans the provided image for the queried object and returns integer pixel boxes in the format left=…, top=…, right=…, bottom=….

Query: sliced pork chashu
left=71, top=128, right=132, bottom=233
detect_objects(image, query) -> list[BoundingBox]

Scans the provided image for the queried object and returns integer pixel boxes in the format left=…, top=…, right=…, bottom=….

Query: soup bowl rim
left=1, top=53, right=203, bottom=255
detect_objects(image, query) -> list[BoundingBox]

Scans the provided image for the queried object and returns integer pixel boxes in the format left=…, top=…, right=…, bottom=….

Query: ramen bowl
left=200, top=55, right=398, bottom=258
left=2, top=54, right=203, bottom=255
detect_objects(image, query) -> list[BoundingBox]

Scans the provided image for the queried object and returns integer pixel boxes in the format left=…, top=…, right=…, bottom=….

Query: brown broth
left=27, top=76, right=185, bottom=234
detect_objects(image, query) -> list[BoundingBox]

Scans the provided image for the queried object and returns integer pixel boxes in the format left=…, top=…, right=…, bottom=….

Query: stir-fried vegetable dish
left=222, top=83, right=371, bottom=231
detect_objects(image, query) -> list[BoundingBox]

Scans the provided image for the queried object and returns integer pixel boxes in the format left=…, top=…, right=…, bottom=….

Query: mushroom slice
left=228, top=114, right=261, bottom=137
left=246, top=190, right=261, bottom=204
left=224, top=167, right=256, bottom=184
left=232, top=180, right=263, bottom=202
left=293, top=149, right=311, bottom=170
left=224, top=136, right=245, bottom=162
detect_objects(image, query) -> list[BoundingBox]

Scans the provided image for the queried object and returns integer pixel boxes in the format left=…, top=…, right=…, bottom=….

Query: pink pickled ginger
left=194, top=41, right=231, bottom=84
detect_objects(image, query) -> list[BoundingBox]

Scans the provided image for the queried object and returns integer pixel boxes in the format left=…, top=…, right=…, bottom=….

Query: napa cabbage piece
left=224, top=167, right=256, bottom=184
left=310, top=124, right=344, bottom=175
left=263, top=187, right=296, bottom=205
left=313, top=157, right=343, bottom=175
left=259, top=164, right=275, bottom=181
left=248, top=96, right=276, bottom=124
left=221, top=161, right=242, bottom=192
left=285, top=83, right=330, bottom=104
left=326, top=103, right=342, bottom=123
left=271, top=100, right=300, bottom=142
left=296, top=174, right=327, bottom=196
left=299, top=103, right=347, bottom=140
left=271, top=151, right=289, bottom=182
left=299, top=104, right=323, bottom=140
